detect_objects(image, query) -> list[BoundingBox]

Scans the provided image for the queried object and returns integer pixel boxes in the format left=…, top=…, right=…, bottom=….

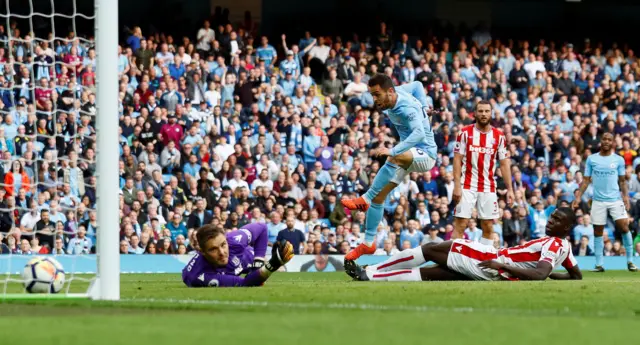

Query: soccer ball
left=22, top=257, right=65, bottom=293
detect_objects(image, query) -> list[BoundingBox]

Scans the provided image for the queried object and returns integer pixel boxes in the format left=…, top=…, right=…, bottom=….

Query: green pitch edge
left=1, top=293, right=89, bottom=300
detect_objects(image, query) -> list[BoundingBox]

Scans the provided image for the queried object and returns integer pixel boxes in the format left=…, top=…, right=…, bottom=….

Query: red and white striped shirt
left=497, top=237, right=577, bottom=280
left=453, top=125, right=508, bottom=192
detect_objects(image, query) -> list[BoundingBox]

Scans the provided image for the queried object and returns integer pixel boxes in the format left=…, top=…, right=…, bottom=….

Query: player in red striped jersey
left=345, top=207, right=582, bottom=282
left=451, top=101, right=514, bottom=245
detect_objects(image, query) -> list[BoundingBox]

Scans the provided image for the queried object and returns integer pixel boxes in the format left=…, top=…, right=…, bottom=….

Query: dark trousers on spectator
left=309, top=58, right=327, bottom=84
left=514, top=88, right=527, bottom=103
left=305, top=161, right=316, bottom=173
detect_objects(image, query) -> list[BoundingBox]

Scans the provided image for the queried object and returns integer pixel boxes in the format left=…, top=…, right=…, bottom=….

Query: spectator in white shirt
left=205, top=82, right=221, bottom=107
left=155, top=43, right=174, bottom=65
left=255, top=154, right=279, bottom=181
left=226, top=168, right=249, bottom=192
left=20, top=200, right=40, bottom=232
left=214, top=135, right=234, bottom=161
left=251, top=169, right=273, bottom=192
left=396, top=174, right=420, bottom=199
left=374, top=238, right=400, bottom=255
left=196, top=20, right=215, bottom=54
left=415, top=201, right=431, bottom=227
left=127, top=234, right=145, bottom=254
left=523, top=54, right=546, bottom=80
left=308, top=36, right=330, bottom=63
left=344, top=72, right=368, bottom=107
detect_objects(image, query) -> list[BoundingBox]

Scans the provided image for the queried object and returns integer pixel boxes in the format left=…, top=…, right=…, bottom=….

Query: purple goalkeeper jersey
left=182, top=223, right=269, bottom=287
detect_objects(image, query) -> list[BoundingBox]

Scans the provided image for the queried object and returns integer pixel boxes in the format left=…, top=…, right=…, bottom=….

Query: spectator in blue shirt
left=117, top=45, right=129, bottom=76
left=126, top=26, right=143, bottom=52
left=303, top=134, right=320, bottom=172
left=280, top=51, right=299, bottom=78
left=169, top=56, right=186, bottom=81
left=183, top=154, right=201, bottom=180
left=573, top=214, right=594, bottom=250
left=604, top=56, right=621, bottom=81
left=420, top=171, right=438, bottom=195
left=460, top=57, right=481, bottom=90
left=400, top=220, right=424, bottom=249
left=267, top=212, right=286, bottom=245
left=559, top=171, right=579, bottom=202
left=279, top=72, right=297, bottom=97
left=166, top=213, right=188, bottom=242
left=256, top=36, right=277, bottom=68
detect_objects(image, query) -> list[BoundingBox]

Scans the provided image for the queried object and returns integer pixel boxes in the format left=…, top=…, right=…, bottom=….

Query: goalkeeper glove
left=265, top=239, right=295, bottom=272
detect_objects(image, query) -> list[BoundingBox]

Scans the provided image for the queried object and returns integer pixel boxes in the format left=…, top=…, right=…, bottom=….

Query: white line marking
left=123, top=298, right=636, bottom=318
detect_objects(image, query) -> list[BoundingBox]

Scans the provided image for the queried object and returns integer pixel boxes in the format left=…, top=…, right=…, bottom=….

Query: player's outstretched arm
left=478, top=260, right=553, bottom=281
left=549, top=265, right=582, bottom=280
left=397, top=81, right=431, bottom=109
left=242, top=224, right=269, bottom=266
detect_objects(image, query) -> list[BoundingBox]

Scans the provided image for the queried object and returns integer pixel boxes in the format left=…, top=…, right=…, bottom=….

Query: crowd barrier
left=0, top=255, right=634, bottom=274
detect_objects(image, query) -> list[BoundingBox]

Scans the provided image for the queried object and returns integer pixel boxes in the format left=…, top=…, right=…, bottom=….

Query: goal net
left=0, top=0, right=119, bottom=300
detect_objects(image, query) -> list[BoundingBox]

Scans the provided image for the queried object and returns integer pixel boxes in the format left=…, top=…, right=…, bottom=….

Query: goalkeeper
left=182, top=223, right=294, bottom=287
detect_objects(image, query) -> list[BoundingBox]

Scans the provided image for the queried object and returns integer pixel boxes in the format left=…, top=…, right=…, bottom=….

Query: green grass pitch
left=1, top=272, right=639, bottom=345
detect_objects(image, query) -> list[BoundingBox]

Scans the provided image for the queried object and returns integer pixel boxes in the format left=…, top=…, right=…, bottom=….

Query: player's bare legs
left=419, top=266, right=471, bottom=281
left=480, top=219, right=495, bottom=243
left=452, top=217, right=468, bottom=239
left=592, top=225, right=605, bottom=272
left=343, top=150, right=414, bottom=261
left=616, top=218, right=637, bottom=272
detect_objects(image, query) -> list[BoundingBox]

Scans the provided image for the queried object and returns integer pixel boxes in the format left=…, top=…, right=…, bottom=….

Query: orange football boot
left=345, top=242, right=377, bottom=261
left=341, top=196, right=370, bottom=212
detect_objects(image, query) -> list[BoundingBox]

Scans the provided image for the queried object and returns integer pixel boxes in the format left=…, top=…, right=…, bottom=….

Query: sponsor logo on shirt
left=468, top=145, right=495, bottom=154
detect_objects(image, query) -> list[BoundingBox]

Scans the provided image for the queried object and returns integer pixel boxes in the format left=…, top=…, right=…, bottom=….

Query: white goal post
left=94, top=0, right=120, bottom=301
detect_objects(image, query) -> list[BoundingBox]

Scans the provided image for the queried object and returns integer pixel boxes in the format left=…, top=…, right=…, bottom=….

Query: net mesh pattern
left=0, top=0, right=98, bottom=295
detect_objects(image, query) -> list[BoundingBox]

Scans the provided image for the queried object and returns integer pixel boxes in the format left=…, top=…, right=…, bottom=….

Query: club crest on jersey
left=610, top=163, right=616, bottom=169
left=232, top=256, right=241, bottom=267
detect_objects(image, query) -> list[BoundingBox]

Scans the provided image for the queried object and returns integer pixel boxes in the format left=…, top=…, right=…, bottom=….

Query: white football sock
left=480, top=237, right=494, bottom=246
left=367, top=268, right=422, bottom=281
left=369, top=246, right=426, bottom=272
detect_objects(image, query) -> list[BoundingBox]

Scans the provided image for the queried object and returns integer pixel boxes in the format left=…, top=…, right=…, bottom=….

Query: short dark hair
left=196, top=224, right=226, bottom=251
left=475, top=100, right=492, bottom=112
left=368, top=73, right=394, bottom=90
left=555, top=207, right=576, bottom=228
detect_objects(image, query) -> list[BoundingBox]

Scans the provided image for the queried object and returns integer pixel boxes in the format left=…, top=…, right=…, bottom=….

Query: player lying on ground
left=341, top=74, right=438, bottom=260
left=345, top=207, right=582, bottom=281
left=573, top=132, right=637, bottom=272
left=182, top=223, right=294, bottom=287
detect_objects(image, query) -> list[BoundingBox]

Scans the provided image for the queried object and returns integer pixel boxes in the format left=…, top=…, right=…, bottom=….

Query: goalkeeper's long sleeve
left=183, top=268, right=270, bottom=288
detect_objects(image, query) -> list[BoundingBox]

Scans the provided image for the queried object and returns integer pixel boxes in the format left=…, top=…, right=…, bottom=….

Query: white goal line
left=124, top=298, right=634, bottom=319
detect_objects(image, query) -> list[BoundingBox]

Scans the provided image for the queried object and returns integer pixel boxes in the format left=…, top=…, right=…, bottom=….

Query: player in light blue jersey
left=573, top=132, right=637, bottom=272
left=342, top=74, right=438, bottom=260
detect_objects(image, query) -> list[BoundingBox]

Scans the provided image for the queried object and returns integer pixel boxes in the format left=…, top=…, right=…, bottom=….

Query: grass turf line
left=1, top=272, right=639, bottom=345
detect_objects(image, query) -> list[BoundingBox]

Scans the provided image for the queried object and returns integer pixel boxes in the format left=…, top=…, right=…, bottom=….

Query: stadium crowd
left=1, top=10, right=640, bottom=258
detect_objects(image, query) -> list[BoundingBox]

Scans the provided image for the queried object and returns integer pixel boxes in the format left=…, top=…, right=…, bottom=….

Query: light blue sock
left=363, top=162, right=400, bottom=203
left=622, top=231, right=634, bottom=263
left=364, top=203, right=384, bottom=246
left=594, top=236, right=604, bottom=267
